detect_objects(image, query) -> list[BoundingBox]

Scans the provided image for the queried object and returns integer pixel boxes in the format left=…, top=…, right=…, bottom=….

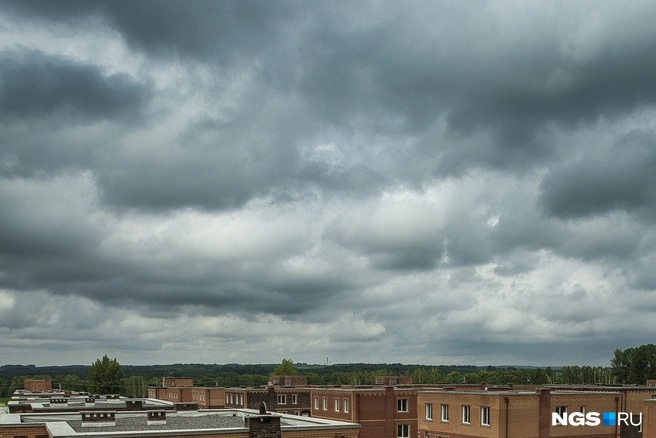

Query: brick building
left=642, top=398, right=656, bottom=437
left=147, top=377, right=226, bottom=408
left=270, top=376, right=308, bottom=387
left=374, top=376, right=413, bottom=386
left=310, top=385, right=418, bottom=438
left=417, top=387, right=641, bottom=438
left=225, top=386, right=311, bottom=416
left=161, top=377, right=194, bottom=387
left=0, top=408, right=360, bottom=438
left=23, top=379, right=52, bottom=392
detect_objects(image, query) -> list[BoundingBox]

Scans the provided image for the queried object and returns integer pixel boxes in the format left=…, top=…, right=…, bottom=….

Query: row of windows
left=313, top=396, right=350, bottom=413
left=276, top=394, right=298, bottom=405
left=226, top=394, right=244, bottom=405
left=424, top=403, right=490, bottom=427
left=224, top=393, right=299, bottom=406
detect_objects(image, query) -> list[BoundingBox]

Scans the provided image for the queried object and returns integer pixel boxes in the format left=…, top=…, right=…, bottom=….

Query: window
left=314, top=397, right=319, bottom=409
left=226, top=394, right=230, bottom=404
left=239, top=395, right=243, bottom=405
left=461, top=405, right=471, bottom=424
left=554, top=406, right=567, bottom=426
left=397, top=424, right=410, bottom=438
left=323, top=397, right=328, bottom=410
left=335, top=398, right=340, bottom=412
left=441, top=404, right=449, bottom=422
left=425, top=403, right=433, bottom=420
left=292, top=394, right=298, bottom=404
left=285, top=378, right=291, bottom=386
left=277, top=394, right=286, bottom=404
left=481, top=406, right=490, bottom=426
left=397, top=398, right=408, bottom=412
left=344, top=398, right=350, bottom=413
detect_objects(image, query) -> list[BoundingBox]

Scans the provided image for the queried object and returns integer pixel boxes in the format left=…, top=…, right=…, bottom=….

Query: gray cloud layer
left=1, top=1, right=656, bottom=366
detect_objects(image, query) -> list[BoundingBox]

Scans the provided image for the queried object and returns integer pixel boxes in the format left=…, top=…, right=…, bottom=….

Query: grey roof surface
left=66, top=414, right=244, bottom=432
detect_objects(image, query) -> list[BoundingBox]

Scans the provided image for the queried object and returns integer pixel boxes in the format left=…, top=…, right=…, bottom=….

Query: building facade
left=418, top=388, right=627, bottom=438
left=224, top=386, right=311, bottom=416
left=310, top=386, right=418, bottom=438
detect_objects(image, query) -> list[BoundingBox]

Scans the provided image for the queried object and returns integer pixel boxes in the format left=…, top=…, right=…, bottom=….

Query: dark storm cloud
left=1, top=0, right=299, bottom=61
left=539, top=130, right=656, bottom=220
left=0, top=50, right=151, bottom=123
left=6, top=1, right=656, bottom=184
left=3, top=0, right=656, bottom=366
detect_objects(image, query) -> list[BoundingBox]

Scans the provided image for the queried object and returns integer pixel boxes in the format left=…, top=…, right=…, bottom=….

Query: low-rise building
left=310, top=385, right=418, bottom=438
left=23, top=379, right=52, bottom=392
left=0, top=408, right=360, bottom=438
left=225, top=386, right=311, bottom=416
left=8, top=390, right=174, bottom=414
left=418, top=387, right=631, bottom=438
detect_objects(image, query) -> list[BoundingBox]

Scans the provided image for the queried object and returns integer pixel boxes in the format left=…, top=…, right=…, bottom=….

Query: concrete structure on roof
left=0, top=408, right=360, bottom=438
left=8, top=390, right=174, bottom=414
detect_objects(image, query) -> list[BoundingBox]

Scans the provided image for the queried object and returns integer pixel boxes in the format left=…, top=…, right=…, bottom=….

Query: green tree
left=88, top=355, right=124, bottom=394
left=273, top=358, right=297, bottom=376
left=611, top=344, right=656, bottom=384
left=123, top=376, right=147, bottom=398
left=55, top=374, right=86, bottom=391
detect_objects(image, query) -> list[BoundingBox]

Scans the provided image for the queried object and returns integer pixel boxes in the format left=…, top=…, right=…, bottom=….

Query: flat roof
left=2, top=409, right=360, bottom=437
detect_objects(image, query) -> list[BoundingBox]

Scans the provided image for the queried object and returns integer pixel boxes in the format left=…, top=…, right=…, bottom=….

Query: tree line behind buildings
left=1, top=344, right=654, bottom=401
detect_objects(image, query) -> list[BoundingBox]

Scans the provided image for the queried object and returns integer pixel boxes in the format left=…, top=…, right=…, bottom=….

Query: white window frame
left=425, top=403, right=433, bottom=420
left=441, top=404, right=449, bottom=422
left=314, top=397, right=319, bottom=410
left=344, top=398, right=350, bottom=413
left=323, top=397, right=328, bottom=411
left=397, top=424, right=409, bottom=438
left=292, top=394, right=297, bottom=405
left=277, top=394, right=286, bottom=404
left=462, top=405, right=471, bottom=425
left=397, top=398, right=408, bottom=412
left=481, top=406, right=490, bottom=426
left=335, top=398, right=340, bottom=412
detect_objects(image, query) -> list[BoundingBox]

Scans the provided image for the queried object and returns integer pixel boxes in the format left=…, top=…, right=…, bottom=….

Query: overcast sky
left=1, top=1, right=656, bottom=368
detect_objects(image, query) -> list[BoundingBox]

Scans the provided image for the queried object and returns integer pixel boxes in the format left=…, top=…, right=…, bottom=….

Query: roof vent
left=80, top=411, right=116, bottom=427
left=147, top=410, right=167, bottom=425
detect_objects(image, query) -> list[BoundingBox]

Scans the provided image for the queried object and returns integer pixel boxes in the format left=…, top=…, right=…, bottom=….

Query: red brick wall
left=0, top=424, right=49, bottom=438
left=23, top=380, right=52, bottom=392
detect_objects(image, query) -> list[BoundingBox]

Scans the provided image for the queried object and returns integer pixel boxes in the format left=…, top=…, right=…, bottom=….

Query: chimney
left=245, top=414, right=281, bottom=438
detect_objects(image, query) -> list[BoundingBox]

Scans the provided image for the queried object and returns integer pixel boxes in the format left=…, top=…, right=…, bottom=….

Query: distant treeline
left=0, top=362, right=618, bottom=400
